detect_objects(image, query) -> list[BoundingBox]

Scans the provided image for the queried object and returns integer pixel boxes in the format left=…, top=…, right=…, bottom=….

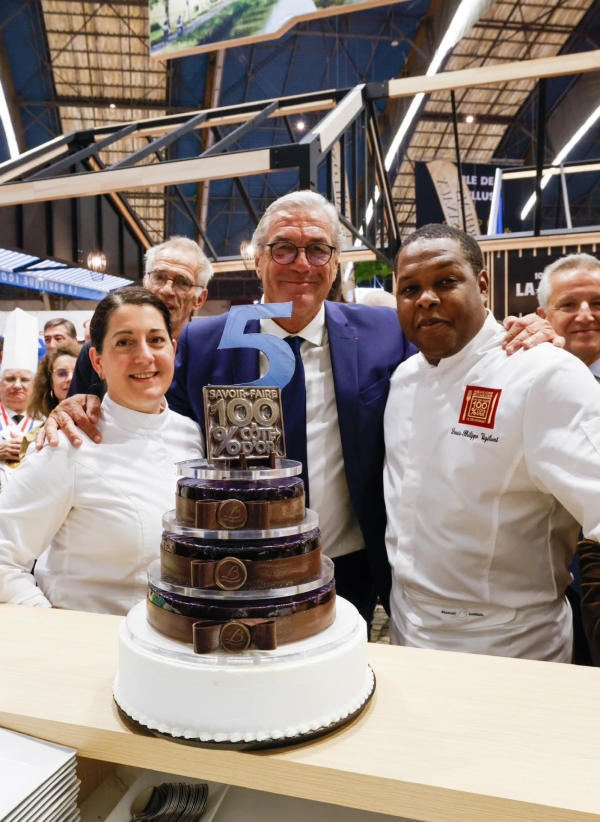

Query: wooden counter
left=1, top=605, right=600, bottom=822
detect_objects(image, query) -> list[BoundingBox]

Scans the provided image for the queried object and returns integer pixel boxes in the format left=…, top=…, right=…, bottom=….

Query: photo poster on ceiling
left=415, top=161, right=498, bottom=237
left=149, top=0, right=405, bottom=58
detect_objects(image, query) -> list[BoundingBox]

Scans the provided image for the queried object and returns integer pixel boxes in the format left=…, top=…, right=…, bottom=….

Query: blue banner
left=0, top=269, right=106, bottom=301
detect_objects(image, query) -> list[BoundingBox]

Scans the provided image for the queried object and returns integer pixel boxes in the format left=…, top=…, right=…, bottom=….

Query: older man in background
left=536, top=253, right=600, bottom=665
left=67, top=235, right=213, bottom=399
left=43, top=318, right=78, bottom=351
left=537, top=253, right=600, bottom=379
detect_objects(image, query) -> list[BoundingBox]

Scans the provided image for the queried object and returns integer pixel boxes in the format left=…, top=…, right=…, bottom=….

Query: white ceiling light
left=384, top=0, right=484, bottom=171
left=0, top=79, right=19, bottom=160
left=465, top=115, right=475, bottom=123
left=521, top=101, right=600, bottom=220
left=351, top=0, right=483, bottom=246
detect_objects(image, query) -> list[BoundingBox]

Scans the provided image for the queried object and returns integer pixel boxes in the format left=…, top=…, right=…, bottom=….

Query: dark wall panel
left=124, top=228, right=141, bottom=281
left=23, top=203, right=46, bottom=258
left=0, top=206, right=18, bottom=249
left=53, top=200, right=73, bottom=262
left=78, top=197, right=97, bottom=265
left=101, top=198, right=120, bottom=276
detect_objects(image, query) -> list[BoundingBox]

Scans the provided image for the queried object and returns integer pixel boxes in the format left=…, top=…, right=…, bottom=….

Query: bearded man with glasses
left=67, top=236, right=213, bottom=398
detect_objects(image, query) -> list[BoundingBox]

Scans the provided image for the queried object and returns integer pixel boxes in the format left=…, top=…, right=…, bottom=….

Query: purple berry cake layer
left=161, top=528, right=322, bottom=590
left=147, top=580, right=336, bottom=652
left=176, top=477, right=305, bottom=531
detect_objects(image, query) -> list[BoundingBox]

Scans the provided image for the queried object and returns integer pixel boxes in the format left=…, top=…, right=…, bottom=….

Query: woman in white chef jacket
left=0, top=287, right=204, bottom=615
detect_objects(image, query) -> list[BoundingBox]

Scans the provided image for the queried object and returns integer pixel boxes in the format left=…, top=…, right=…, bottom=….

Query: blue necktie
left=282, top=335, right=309, bottom=506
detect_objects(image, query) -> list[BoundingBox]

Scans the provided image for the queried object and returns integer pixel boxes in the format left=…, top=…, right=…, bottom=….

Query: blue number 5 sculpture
left=217, top=303, right=296, bottom=389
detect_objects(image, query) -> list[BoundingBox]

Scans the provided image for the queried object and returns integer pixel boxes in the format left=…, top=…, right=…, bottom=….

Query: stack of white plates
left=0, top=729, right=79, bottom=822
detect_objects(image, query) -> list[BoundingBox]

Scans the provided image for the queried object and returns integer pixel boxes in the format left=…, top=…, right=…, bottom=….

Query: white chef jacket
left=384, top=311, right=600, bottom=662
left=0, top=394, right=203, bottom=615
left=260, top=306, right=364, bottom=559
left=0, top=403, right=37, bottom=439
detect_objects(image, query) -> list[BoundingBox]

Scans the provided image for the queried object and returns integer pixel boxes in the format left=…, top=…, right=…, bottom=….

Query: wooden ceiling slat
left=41, top=0, right=167, bottom=242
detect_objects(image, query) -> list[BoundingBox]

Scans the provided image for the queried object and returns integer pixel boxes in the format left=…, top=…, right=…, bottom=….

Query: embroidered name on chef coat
left=459, top=385, right=501, bottom=429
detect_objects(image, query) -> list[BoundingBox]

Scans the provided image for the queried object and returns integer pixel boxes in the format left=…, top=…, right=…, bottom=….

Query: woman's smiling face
left=89, top=304, right=176, bottom=414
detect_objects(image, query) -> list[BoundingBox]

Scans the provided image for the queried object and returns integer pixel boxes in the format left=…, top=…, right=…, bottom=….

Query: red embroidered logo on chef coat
left=459, top=385, right=501, bottom=429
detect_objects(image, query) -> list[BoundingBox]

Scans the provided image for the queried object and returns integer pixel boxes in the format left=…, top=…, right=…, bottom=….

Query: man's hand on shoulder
left=35, top=394, right=103, bottom=450
left=502, top=313, right=565, bottom=355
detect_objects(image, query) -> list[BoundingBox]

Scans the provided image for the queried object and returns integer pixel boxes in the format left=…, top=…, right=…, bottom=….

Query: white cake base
left=114, top=597, right=373, bottom=744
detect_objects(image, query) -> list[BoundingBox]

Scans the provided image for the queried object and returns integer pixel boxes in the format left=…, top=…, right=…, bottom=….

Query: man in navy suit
left=43, top=192, right=563, bottom=623
left=167, top=191, right=412, bottom=618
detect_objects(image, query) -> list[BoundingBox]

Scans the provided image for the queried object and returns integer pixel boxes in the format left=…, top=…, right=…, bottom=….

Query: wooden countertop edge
left=0, top=711, right=597, bottom=822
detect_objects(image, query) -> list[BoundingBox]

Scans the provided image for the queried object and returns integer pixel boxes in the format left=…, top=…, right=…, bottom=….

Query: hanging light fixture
left=87, top=251, right=107, bottom=274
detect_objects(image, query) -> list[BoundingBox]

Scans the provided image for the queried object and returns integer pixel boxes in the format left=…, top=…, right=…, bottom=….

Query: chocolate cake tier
left=161, top=528, right=322, bottom=590
left=176, top=477, right=305, bottom=531
left=147, top=580, right=336, bottom=653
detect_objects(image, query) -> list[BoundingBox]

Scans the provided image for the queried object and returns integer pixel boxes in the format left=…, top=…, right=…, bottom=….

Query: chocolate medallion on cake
left=219, top=621, right=252, bottom=652
left=214, top=557, right=247, bottom=590
left=216, top=499, right=248, bottom=529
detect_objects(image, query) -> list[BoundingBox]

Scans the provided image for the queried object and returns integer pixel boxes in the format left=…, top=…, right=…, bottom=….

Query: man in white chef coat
left=384, top=224, right=600, bottom=662
left=0, top=308, right=40, bottom=489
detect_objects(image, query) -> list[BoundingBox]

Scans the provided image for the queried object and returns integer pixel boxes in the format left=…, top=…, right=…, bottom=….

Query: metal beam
left=90, top=89, right=343, bottom=139
left=51, top=96, right=171, bottom=111
left=338, top=213, right=391, bottom=265
left=109, top=112, right=207, bottom=170
left=195, top=48, right=225, bottom=250
left=419, top=112, right=524, bottom=127
left=365, top=100, right=400, bottom=250
left=85, top=154, right=153, bottom=250
left=303, top=85, right=364, bottom=155
left=147, top=140, right=219, bottom=261
left=204, top=101, right=279, bottom=156
left=0, top=132, right=78, bottom=183
left=210, top=124, right=260, bottom=226
left=28, top=122, right=138, bottom=180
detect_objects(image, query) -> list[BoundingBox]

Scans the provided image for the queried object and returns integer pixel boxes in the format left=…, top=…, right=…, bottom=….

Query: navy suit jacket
left=167, top=301, right=416, bottom=612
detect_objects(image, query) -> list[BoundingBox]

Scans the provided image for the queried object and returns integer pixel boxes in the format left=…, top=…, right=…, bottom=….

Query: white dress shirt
left=588, top=357, right=600, bottom=381
left=0, top=395, right=204, bottom=615
left=260, top=306, right=363, bottom=559
left=384, top=311, right=600, bottom=662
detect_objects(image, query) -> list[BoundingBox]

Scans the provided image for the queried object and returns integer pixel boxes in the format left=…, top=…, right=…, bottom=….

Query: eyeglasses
left=53, top=368, right=74, bottom=379
left=148, top=269, right=197, bottom=295
left=263, top=241, right=337, bottom=266
left=2, top=375, right=31, bottom=385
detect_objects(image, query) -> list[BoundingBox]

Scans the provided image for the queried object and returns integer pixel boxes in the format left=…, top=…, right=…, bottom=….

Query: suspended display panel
left=149, top=0, right=409, bottom=58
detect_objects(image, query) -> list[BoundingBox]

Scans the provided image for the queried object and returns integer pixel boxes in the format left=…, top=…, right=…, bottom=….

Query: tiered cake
left=114, top=390, right=374, bottom=747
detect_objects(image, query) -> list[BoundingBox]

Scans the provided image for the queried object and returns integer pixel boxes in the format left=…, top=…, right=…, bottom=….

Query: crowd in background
left=0, top=317, right=80, bottom=472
